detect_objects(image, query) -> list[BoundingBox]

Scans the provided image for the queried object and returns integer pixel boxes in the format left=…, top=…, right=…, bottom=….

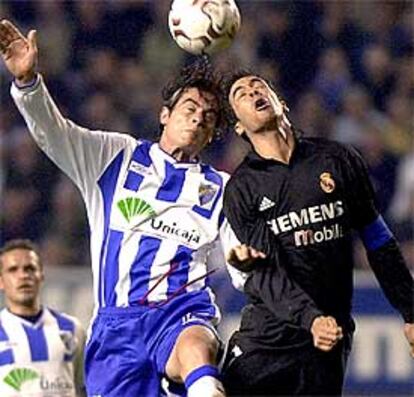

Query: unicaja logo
left=117, top=197, right=156, bottom=222
left=151, top=219, right=201, bottom=244
left=3, top=368, right=39, bottom=391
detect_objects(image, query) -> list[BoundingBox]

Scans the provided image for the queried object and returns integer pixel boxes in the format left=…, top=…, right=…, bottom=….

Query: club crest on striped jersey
left=319, top=172, right=335, bottom=193
left=3, top=368, right=39, bottom=391
left=59, top=331, right=76, bottom=355
left=198, top=183, right=218, bottom=206
left=117, top=197, right=156, bottom=223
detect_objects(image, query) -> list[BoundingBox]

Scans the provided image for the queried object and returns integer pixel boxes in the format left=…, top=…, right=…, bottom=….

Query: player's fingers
left=239, top=244, right=252, bottom=261
left=314, top=338, right=335, bottom=351
left=316, top=343, right=335, bottom=352
left=27, top=29, right=38, bottom=53
left=234, top=244, right=249, bottom=260
left=315, top=338, right=335, bottom=347
left=0, top=21, right=11, bottom=40
left=325, top=327, right=342, bottom=337
left=0, top=24, right=10, bottom=51
left=1, top=20, right=26, bottom=41
left=228, top=245, right=251, bottom=263
left=321, top=318, right=343, bottom=339
left=249, top=247, right=266, bottom=259
left=337, top=326, right=343, bottom=339
left=316, top=333, right=338, bottom=344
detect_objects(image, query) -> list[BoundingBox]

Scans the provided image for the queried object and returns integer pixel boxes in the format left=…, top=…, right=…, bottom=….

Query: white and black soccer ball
left=168, top=0, right=241, bottom=55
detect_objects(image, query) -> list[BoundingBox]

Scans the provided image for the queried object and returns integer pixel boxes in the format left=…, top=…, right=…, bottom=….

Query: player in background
left=0, top=239, right=86, bottom=397
left=220, top=72, right=414, bottom=395
left=0, top=19, right=248, bottom=397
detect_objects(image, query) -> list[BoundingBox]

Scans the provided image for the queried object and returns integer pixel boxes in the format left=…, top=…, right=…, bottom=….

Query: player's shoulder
left=300, top=137, right=359, bottom=160
left=223, top=159, right=255, bottom=199
left=45, top=308, right=85, bottom=331
left=227, top=151, right=259, bottom=184
left=200, top=162, right=231, bottom=184
left=301, top=137, right=348, bottom=153
left=104, top=132, right=156, bottom=151
left=0, top=308, right=8, bottom=326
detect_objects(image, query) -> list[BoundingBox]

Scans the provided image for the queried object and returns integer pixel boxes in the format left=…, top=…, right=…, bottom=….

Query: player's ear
left=159, top=106, right=171, bottom=127
left=234, top=121, right=245, bottom=137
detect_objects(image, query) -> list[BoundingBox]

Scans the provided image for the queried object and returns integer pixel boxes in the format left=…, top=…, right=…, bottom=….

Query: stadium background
left=0, top=1, right=412, bottom=395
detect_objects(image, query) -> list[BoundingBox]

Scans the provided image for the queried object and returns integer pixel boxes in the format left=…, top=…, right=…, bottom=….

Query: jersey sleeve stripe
left=360, top=215, right=393, bottom=251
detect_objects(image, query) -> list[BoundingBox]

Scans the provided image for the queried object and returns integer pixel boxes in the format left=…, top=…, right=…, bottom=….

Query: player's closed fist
left=226, top=244, right=266, bottom=272
left=311, top=316, right=343, bottom=352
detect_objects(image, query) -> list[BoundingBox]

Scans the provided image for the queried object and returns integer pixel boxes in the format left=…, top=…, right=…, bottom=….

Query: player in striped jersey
left=0, top=20, right=247, bottom=397
left=0, top=239, right=86, bottom=397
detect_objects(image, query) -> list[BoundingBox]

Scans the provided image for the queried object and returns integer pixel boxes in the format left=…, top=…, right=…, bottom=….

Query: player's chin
left=17, top=290, right=37, bottom=303
left=182, top=134, right=208, bottom=149
left=252, top=111, right=275, bottom=126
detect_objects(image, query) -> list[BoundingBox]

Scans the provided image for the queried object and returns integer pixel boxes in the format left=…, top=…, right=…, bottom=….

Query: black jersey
left=224, top=137, right=413, bottom=352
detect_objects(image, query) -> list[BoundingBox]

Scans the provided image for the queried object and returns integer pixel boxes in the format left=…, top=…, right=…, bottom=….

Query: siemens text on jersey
left=266, top=200, right=344, bottom=246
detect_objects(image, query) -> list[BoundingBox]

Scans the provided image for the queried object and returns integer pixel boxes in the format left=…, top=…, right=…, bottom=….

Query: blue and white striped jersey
left=0, top=308, right=85, bottom=397
left=11, top=76, right=246, bottom=313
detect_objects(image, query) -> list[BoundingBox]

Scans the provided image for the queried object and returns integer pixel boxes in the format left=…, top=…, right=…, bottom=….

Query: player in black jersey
left=220, top=72, right=414, bottom=396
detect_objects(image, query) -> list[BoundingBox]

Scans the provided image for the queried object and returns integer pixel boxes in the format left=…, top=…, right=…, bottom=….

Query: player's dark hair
left=221, top=69, right=253, bottom=142
left=0, top=239, right=42, bottom=270
left=161, top=56, right=227, bottom=140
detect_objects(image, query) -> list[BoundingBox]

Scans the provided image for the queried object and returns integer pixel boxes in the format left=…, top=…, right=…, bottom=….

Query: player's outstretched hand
left=311, top=316, right=343, bottom=352
left=404, top=323, right=414, bottom=358
left=226, top=244, right=266, bottom=272
left=0, top=19, right=37, bottom=84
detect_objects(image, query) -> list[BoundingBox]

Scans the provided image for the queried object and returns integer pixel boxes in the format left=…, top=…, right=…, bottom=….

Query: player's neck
left=7, top=300, right=42, bottom=317
left=158, top=141, right=198, bottom=163
left=250, top=127, right=295, bottom=164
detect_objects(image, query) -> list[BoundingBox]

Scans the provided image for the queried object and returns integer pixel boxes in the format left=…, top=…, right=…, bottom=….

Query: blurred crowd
left=0, top=1, right=413, bottom=270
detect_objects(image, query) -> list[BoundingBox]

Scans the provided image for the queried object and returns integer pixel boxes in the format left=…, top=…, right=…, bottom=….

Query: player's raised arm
left=1, top=19, right=134, bottom=196
left=0, top=19, right=37, bottom=85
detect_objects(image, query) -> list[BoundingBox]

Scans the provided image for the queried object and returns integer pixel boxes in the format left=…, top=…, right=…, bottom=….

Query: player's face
left=0, top=249, right=44, bottom=311
left=160, top=87, right=218, bottom=157
left=229, top=76, right=284, bottom=136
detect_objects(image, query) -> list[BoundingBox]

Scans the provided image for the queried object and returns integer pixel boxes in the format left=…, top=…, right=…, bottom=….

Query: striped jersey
left=11, top=76, right=246, bottom=312
left=0, top=308, right=85, bottom=397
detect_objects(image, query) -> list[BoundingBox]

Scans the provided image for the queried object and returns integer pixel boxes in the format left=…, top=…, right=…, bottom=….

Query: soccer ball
left=168, top=0, right=241, bottom=55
